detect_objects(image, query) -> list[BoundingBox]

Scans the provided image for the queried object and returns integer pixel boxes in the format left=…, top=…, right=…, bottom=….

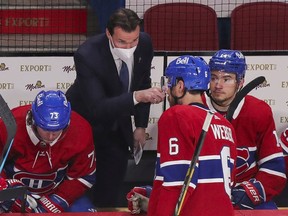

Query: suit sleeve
left=133, top=32, right=154, bottom=128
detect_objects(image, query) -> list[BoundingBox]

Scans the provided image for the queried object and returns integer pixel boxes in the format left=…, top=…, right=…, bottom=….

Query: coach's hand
left=126, top=185, right=152, bottom=214
left=232, top=178, right=265, bottom=209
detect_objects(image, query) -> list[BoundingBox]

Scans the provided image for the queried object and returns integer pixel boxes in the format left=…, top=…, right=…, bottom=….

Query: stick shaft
left=226, top=76, right=265, bottom=122
left=174, top=110, right=214, bottom=216
left=0, top=95, right=17, bottom=173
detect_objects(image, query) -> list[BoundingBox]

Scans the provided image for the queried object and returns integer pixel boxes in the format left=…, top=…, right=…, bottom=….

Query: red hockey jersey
left=0, top=105, right=96, bottom=205
left=203, top=93, right=286, bottom=202
left=148, top=104, right=237, bottom=216
left=280, top=128, right=288, bottom=176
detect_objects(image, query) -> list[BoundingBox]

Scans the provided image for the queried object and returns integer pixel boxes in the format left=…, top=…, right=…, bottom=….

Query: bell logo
left=176, top=56, right=189, bottom=65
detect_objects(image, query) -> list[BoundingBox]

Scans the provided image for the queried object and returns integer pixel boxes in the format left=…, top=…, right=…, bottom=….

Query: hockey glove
left=0, top=178, right=32, bottom=212
left=32, top=194, right=69, bottom=213
left=126, top=185, right=152, bottom=214
left=10, top=193, right=68, bottom=213
left=232, top=178, right=265, bottom=209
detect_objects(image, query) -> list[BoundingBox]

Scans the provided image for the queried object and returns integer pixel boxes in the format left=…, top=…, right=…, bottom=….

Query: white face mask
left=110, top=39, right=137, bottom=62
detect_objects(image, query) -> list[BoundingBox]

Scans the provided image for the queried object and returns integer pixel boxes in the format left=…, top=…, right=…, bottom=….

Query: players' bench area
left=1, top=209, right=288, bottom=215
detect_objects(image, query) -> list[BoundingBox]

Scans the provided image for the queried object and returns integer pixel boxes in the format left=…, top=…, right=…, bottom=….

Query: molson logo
left=145, top=133, right=153, bottom=141
left=0, top=63, right=9, bottom=71
left=25, top=80, right=45, bottom=91
left=255, top=79, right=270, bottom=90
left=62, top=65, right=75, bottom=73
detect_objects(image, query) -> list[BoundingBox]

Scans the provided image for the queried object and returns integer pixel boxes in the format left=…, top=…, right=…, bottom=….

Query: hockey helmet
left=209, top=49, right=246, bottom=81
left=165, top=55, right=210, bottom=91
left=32, top=90, right=71, bottom=131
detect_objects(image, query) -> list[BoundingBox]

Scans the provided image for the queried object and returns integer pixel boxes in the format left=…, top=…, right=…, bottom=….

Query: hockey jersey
left=0, top=105, right=96, bottom=205
left=203, top=93, right=286, bottom=202
left=279, top=128, right=288, bottom=176
left=148, top=104, right=237, bottom=216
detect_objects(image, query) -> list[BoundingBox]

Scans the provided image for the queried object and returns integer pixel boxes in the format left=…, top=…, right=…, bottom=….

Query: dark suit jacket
left=66, top=32, right=153, bottom=152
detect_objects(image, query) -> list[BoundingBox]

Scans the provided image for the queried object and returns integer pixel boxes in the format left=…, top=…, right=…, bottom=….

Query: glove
left=32, top=194, right=69, bottom=213
left=0, top=179, right=25, bottom=212
left=126, top=185, right=152, bottom=214
left=0, top=179, right=68, bottom=213
left=232, top=178, right=265, bottom=209
left=12, top=193, right=69, bottom=213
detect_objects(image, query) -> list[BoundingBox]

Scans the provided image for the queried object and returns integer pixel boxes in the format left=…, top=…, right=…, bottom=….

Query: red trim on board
left=0, top=9, right=87, bottom=34
left=0, top=210, right=288, bottom=216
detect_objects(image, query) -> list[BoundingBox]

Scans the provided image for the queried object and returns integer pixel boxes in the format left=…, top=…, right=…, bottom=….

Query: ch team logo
left=14, top=171, right=59, bottom=194
left=235, top=147, right=250, bottom=176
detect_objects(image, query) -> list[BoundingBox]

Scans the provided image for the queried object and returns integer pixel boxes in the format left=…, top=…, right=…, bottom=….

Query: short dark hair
left=107, top=8, right=141, bottom=35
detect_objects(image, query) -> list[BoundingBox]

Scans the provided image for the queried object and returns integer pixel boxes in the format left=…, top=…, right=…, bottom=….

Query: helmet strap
left=170, top=86, right=187, bottom=105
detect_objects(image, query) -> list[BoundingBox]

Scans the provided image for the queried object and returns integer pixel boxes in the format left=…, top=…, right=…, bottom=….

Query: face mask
left=110, top=38, right=137, bottom=62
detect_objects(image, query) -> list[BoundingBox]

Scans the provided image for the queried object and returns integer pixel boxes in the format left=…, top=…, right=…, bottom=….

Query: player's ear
left=176, top=80, right=185, bottom=94
left=238, top=78, right=245, bottom=89
left=26, top=110, right=34, bottom=126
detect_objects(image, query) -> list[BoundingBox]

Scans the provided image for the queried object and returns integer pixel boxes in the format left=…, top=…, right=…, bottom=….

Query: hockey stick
left=0, top=94, right=17, bottom=173
left=225, top=76, right=266, bottom=122
left=174, top=110, right=214, bottom=216
left=0, top=96, right=27, bottom=213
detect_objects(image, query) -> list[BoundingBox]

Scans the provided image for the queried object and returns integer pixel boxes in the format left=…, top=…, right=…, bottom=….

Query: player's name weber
left=210, top=124, right=235, bottom=143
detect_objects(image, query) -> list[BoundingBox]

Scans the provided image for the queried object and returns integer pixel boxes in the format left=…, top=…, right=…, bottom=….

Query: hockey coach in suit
left=66, top=8, right=165, bottom=207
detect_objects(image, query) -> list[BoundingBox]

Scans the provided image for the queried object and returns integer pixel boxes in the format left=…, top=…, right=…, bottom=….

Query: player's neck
left=182, top=94, right=203, bottom=105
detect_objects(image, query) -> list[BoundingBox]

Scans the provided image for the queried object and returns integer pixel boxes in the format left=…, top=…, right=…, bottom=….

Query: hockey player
left=0, top=90, right=96, bottom=213
left=280, top=128, right=288, bottom=176
left=203, top=49, right=286, bottom=209
left=128, top=55, right=237, bottom=216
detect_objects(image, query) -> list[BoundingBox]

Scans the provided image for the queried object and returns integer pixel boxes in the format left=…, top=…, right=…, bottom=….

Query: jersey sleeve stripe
left=258, top=152, right=284, bottom=165
left=259, top=168, right=287, bottom=179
